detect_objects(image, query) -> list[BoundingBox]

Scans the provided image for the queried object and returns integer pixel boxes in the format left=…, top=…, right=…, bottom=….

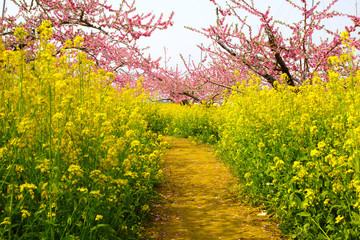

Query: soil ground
left=145, top=136, right=282, bottom=240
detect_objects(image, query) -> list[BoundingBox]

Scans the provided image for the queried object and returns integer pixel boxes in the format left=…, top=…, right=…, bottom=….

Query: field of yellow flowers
left=0, top=22, right=166, bottom=239
left=217, top=73, right=360, bottom=239
left=154, top=35, right=360, bottom=239
left=2, top=21, right=360, bottom=239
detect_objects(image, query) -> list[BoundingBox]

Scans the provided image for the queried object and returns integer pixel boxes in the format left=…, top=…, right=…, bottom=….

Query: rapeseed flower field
left=2, top=21, right=360, bottom=239
left=154, top=33, right=360, bottom=238
left=217, top=73, right=360, bottom=238
left=0, top=22, right=165, bottom=239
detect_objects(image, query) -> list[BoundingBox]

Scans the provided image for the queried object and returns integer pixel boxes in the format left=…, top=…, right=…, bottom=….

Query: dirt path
left=145, top=136, right=282, bottom=240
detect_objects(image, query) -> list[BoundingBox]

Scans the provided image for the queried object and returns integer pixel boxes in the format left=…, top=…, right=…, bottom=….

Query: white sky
left=3, top=0, right=359, bottom=68
left=132, top=0, right=219, bottom=68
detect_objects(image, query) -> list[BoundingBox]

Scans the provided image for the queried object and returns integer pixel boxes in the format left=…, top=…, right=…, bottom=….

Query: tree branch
left=216, top=36, right=277, bottom=86
left=178, top=91, right=200, bottom=102
left=264, top=26, right=295, bottom=86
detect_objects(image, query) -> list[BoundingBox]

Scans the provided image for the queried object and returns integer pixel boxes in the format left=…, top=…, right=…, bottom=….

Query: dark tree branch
left=209, top=80, right=233, bottom=90
left=216, top=38, right=237, bottom=57
left=178, top=91, right=200, bottom=102
left=264, top=26, right=296, bottom=86
left=216, top=36, right=277, bottom=87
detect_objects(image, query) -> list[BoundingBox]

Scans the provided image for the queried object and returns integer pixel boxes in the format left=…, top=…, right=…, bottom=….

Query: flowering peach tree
left=3, top=0, right=360, bottom=103
left=0, top=0, right=173, bottom=87
left=184, top=0, right=360, bottom=101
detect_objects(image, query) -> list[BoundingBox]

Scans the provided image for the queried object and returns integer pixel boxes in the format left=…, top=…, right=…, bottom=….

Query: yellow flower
left=244, top=172, right=251, bottom=179
left=90, top=190, right=102, bottom=198
left=0, top=147, right=7, bottom=159
left=77, top=187, right=88, bottom=193
left=131, top=140, right=141, bottom=148
left=13, top=27, right=29, bottom=40
left=35, top=159, right=50, bottom=173
left=15, top=164, right=24, bottom=173
left=0, top=217, right=11, bottom=225
left=37, top=20, right=53, bottom=40
left=343, top=139, right=355, bottom=151
left=335, top=215, right=344, bottom=224
left=21, top=209, right=31, bottom=219
left=81, top=127, right=90, bottom=135
left=275, top=157, right=284, bottom=167
left=95, top=215, right=103, bottom=221
left=47, top=212, right=56, bottom=218
left=305, top=189, right=315, bottom=200
left=73, top=36, right=84, bottom=47
left=317, top=141, right=326, bottom=150
left=347, top=115, right=357, bottom=126
left=67, top=164, right=84, bottom=176
left=340, top=31, right=349, bottom=40
left=310, top=125, right=318, bottom=136
left=292, top=161, right=302, bottom=169
left=64, top=39, right=73, bottom=47
left=310, top=149, right=321, bottom=158
left=280, top=73, right=289, bottom=82
left=246, top=181, right=253, bottom=186
left=20, top=183, right=37, bottom=192
left=141, top=205, right=150, bottom=212
left=327, top=56, right=340, bottom=65
left=122, top=159, right=131, bottom=170
left=90, top=170, right=102, bottom=179
left=106, top=72, right=116, bottom=81
left=258, top=141, right=265, bottom=150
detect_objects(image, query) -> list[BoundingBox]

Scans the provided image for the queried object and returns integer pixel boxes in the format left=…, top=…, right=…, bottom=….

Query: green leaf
left=62, top=235, right=77, bottom=240
left=90, top=224, right=116, bottom=234
left=297, top=212, right=311, bottom=217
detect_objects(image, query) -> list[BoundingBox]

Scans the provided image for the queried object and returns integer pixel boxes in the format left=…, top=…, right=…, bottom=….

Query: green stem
left=8, top=184, right=14, bottom=240
left=310, top=217, right=330, bottom=240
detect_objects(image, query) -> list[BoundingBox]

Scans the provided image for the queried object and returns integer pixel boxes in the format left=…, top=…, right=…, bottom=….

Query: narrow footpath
left=145, top=136, right=282, bottom=240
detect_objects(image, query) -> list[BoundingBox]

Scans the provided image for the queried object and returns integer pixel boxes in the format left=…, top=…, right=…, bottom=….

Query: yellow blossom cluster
left=0, top=23, right=166, bottom=239
left=215, top=45, right=360, bottom=238
left=152, top=102, right=221, bottom=144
